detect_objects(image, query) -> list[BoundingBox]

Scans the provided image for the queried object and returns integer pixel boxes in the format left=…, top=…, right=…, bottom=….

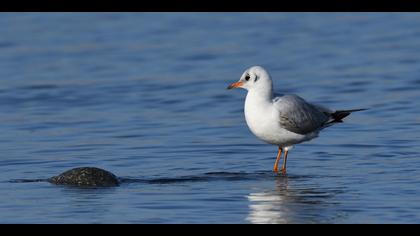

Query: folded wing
left=274, top=94, right=330, bottom=135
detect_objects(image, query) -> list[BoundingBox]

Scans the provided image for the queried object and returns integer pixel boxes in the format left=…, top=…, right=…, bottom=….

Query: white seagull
left=227, top=66, right=366, bottom=174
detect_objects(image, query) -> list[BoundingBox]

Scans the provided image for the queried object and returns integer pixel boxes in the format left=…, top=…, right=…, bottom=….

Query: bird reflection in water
left=246, top=175, right=344, bottom=224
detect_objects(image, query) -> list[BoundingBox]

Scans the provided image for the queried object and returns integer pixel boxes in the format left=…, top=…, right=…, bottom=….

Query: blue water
left=0, top=13, right=419, bottom=223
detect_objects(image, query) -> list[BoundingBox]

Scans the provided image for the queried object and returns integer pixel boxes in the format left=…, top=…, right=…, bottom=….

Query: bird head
left=227, top=66, right=273, bottom=92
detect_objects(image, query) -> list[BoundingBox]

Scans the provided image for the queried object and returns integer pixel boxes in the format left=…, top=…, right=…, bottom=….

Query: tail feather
left=328, top=108, right=367, bottom=124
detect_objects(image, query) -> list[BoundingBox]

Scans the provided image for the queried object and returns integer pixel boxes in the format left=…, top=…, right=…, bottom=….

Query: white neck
left=243, top=86, right=275, bottom=142
left=246, top=85, right=274, bottom=103
left=244, top=86, right=274, bottom=119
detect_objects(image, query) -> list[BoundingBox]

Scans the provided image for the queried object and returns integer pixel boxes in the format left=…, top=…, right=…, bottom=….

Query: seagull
left=227, top=66, right=366, bottom=174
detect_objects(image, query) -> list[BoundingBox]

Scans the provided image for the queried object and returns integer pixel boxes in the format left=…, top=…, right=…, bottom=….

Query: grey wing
left=274, top=94, right=330, bottom=135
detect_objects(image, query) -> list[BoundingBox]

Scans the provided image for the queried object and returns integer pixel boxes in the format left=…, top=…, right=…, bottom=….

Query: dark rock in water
left=48, top=167, right=119, bottom=187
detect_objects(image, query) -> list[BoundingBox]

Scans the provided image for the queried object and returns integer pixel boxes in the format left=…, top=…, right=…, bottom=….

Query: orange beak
left=227, top=81, right=244, bottom=90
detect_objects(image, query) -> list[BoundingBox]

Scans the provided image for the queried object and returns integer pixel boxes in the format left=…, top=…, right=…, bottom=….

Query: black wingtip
left=330, top=108, right=368, bottom=123
left=342, top=108, right=369, bottom=112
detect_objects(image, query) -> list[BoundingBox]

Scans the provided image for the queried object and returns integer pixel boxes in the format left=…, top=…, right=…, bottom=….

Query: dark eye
left=245, top=74, right=250, bottom=81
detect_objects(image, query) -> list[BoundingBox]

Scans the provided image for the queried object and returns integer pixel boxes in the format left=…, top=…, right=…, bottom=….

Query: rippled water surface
left=0, top=13, right=420, bottom=223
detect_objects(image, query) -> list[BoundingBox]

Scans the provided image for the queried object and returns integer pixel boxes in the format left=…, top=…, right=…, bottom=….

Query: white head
left=227, top=66, right=273, bottom=95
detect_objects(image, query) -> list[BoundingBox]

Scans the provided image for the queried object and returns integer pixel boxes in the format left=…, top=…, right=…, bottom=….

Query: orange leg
left=273, top=147, right=282, bottom=173
left=280, top=149, right=289, bottom=175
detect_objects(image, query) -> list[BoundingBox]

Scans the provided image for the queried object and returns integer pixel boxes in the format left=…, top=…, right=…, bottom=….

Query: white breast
left=244, top=91, right=317, bottom=147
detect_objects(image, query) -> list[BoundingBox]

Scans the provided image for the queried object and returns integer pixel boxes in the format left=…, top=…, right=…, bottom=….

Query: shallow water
left=0, top=13, right=420, bottom=223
